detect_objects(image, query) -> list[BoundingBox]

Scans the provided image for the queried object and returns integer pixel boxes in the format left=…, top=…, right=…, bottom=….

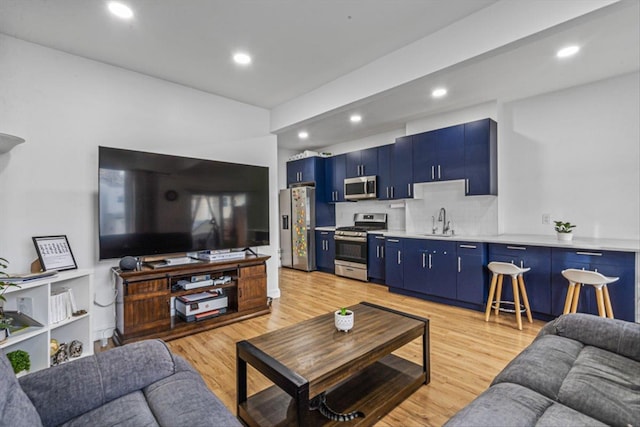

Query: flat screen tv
left=98, top=146, right=269, bottom=260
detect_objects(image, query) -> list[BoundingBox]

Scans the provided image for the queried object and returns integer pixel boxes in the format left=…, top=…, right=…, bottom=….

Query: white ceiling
left=1, top=0, right=638, bottom=151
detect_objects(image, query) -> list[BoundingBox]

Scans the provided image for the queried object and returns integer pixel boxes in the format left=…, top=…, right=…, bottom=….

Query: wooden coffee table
left=237, top=301, right=429, bottom=426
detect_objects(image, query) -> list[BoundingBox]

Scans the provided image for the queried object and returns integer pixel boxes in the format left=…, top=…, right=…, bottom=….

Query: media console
left=112, top=254, right=270, bottom=345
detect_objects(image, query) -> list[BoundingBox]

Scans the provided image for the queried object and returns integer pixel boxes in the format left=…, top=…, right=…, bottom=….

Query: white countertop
left=382, top=231, right=640, bottom=252
left=314, top=226, right=639, bottom=252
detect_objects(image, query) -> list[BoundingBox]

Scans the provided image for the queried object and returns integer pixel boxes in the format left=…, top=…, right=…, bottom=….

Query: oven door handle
left=334, top=235, right=367, bottom=243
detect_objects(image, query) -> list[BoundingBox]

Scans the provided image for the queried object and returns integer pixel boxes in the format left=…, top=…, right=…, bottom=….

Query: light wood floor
left=167, top=268, right=547, bottom=426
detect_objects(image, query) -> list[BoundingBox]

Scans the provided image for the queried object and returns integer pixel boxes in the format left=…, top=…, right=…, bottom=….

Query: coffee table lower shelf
left=239, top=354, right=425, bottom=427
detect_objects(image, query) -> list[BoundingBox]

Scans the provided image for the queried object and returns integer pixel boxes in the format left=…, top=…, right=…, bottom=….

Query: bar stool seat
left=485, top=262, right=533, bottom=330
left=561, top=269, right=619, bottom=318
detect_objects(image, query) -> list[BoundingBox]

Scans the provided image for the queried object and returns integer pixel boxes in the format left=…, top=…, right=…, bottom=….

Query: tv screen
left=98, top=146, right=269, bottom=260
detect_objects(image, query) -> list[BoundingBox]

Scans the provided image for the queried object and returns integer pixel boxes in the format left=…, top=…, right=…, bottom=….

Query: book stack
left=49, top=288, right=77, bottom=324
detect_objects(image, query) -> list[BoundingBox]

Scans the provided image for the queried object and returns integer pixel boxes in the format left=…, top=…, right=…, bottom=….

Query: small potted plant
left=334, top=307, right=354, bottom=332
left=554, top=221, right=576, bottom=241
left=6, top=349, right=31, bottom=376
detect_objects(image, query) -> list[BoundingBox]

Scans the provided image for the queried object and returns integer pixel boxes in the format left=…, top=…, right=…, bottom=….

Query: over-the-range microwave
left=344, top=175, right=377, bottom=200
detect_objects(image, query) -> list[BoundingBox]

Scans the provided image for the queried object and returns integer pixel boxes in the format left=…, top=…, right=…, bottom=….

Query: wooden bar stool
left=485, top=262, right=533, bottom=330
left=561, top=269, right=619, bottom=318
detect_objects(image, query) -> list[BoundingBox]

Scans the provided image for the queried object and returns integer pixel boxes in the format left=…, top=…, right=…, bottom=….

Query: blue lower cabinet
left=550, top=248, right=635, bottom=322
left=315, top=231, right=335, bottom=273
left=456, top=242, right=488, bottom=305
left=368, top=234, right=385, bottom=282
left=487, top=244, right=552, bottom=316
left=403, top=239, right=456, bottom=299
left=384, top=238, right=403, bottom=288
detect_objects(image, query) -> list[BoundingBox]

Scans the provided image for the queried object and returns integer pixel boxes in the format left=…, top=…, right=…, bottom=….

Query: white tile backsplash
left=334, top=180, right=497, bottom=235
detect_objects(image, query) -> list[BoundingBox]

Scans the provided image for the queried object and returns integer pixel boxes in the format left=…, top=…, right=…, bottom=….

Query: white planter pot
left=557, top=232, right=573, bottom=241
left=334, top=310, right=354, bottom=332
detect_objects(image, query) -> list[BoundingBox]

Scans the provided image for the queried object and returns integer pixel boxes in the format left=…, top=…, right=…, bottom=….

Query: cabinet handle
left=321, top=231, right=328, bottom=235
left=377, top=246, right=380, bottom=258
left=466, top=179, right=469, bottom=194
left=431, top=166, right=435, bottom=180
left=398, top=251, right=401, bottom=264
left=520, top=260, right=524, bottom=268
left=576, top=251, right=603, bottom=256
left=507, top=246, right=527, bottom=251
left=408, top=183, right=411, bottom=197
left=375, top=236, right=385, bottom=240
left=386, top=187, right=389, bottom=198
left=388, top=239, right=399, bottom=242
left=422, top=253, right=426, bottom=268
left=381, top=246, right=384, bottom=258
left=438, top=165, right=441, bottom=179
left=459, top=244, right=477, bottom=249
left=458, top=256, right=461, bottom=273
left=428, top=253, right=432, bottom=269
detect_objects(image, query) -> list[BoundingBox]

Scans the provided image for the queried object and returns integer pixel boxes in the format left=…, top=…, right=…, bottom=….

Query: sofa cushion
left=60, top=390, right=158, bottom=427
left=538, top=313, right=640, bottom=362
left=492, top=334, right=584, bottom=400
left=557, top=346, right=640, bottom=426
left=534, top=403, right=607, bottom=427
left=443, top=383, right=607, bottom=427
left=20, top=340, right=179, bottom=427
left=0, top=352, right=43, bottom=427
left=144, top=369, right=242, bottom=427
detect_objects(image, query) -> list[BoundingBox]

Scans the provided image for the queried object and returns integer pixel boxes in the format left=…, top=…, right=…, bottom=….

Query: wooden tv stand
left=112, top=254, right=271, bottom=345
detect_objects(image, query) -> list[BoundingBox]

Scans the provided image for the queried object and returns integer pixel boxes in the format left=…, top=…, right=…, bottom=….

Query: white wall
left=0, top=35, right=279, bottom=340
left=500, top=72, right=640, bottom=239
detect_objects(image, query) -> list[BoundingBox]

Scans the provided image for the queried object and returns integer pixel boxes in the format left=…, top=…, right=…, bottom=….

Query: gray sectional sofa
left=2, top=339, right=241, bottom=427
left=445, top=313, right=640, bottom=426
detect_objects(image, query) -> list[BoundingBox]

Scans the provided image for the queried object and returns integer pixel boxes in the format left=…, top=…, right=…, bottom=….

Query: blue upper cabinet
left=391, top=136, right=413, bottom=199
left=325, top=154, right=346, bottom=202
left=286, top=157, right=320, bottom=186
left=413, top=125, right=465, bottom=183
left=345, top=147, right=378, bottom=178
left=464, top=118, right=497, bottom=196
left=378, top=141, right=413, bottom=200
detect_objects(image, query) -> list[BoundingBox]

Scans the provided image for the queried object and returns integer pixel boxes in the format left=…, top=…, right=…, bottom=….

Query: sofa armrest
left=19, top=339, right=180, bottom=427
left=537, top=313, right=640, bottom=362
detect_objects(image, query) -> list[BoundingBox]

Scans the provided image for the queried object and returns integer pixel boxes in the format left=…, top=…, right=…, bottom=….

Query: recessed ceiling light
left=350, top=114, right=362, bottom=123
left=557, top=45, right=580, bottom=58
left=233, top=52, right=252, bottom=65
left=107, top=2, right=133, bottom=19
left=298, top=131, right=309, bottom=139
left=432, top=88, right=447, bottom=98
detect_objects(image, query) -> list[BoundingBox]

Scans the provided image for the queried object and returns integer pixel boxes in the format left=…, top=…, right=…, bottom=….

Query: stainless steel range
left=334, top=213, right=387, bottom=281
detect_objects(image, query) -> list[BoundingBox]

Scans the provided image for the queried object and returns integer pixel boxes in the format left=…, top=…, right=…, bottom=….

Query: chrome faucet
left=438, top=207, right=450, bottom=235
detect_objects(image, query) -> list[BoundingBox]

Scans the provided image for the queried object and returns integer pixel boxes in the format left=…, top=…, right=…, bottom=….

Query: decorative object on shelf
left=334, top=307, right=354, bottom=332
left=554, top=221, right=576, bottom=241
left=6, top=349, right=31, bottom=374
left=52, top=342, right=69, bottom=366
left=32, top=235, right=78, bottom=271
left=50, top=338, right=59, bottom=356
left=69, top=340, right=83, bottom=358
left=0, top=132, right=25, bottom=154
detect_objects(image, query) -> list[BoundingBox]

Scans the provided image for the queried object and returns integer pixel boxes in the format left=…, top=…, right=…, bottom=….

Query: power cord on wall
left=94, top=289, right=117, bottom=307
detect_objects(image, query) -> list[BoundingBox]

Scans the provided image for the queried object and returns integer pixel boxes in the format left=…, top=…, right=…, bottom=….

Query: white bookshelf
left=1, top=269, right=93, bottom=373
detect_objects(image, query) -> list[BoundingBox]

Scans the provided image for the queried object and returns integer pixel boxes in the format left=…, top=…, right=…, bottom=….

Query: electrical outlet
left=542, top=214, right=551, bottom=225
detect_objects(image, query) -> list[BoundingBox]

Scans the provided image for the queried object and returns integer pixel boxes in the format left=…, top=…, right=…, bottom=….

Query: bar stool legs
left=561, top=269, right=619, bottom=319
left=485, top=262, right=533, bottom=331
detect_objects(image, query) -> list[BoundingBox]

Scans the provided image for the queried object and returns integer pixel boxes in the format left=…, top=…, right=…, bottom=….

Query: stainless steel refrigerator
left=279, top=186, right=316, bottom=271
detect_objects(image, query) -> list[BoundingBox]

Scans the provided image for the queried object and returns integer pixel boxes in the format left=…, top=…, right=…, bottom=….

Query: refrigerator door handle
left=282, top=215, right=289, bottom=230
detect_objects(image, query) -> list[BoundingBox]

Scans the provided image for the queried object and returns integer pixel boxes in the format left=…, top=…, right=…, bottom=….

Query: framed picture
left=32, top=235, right=78, bottom=271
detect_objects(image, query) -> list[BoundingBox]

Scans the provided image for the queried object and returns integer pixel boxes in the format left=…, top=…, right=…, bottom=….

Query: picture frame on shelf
left=32, top=235, right=78, bottom=271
